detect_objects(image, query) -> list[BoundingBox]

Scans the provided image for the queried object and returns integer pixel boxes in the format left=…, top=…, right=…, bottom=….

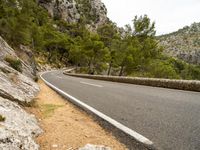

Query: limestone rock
left=38, top=0, right=108, bottom=31
left=39, top=0, right=80, bottom=23
left=159, top=22, right=200, bottom=65
left=0, top=36, right=37, bottom=79
left=0, top=36, right=17, bottom=60
left=0, top=62, right=39, bottom=104
left=0, top=36, right=41, bottom=150
left=79, top=144, right=111, bottom=150
left=0, top=97, right=42, bottom=150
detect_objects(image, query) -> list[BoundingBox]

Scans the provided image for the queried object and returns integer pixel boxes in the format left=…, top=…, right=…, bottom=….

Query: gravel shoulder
left=28, top=79, right=126, bottom=150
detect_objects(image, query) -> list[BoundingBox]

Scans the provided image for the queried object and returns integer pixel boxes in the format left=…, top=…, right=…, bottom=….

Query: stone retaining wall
left=63, top=72, right=200, bottom=92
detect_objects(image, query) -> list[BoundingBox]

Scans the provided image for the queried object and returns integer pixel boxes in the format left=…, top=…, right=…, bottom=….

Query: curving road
left=41, top=70, right=200, bottom=150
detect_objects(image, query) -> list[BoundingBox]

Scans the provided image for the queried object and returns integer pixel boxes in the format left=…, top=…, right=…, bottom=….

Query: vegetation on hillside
left=4, top=55, right=22, bottom=72
left=159, top=22, right=200, bottom=65
left=0, top=0, right=200, bottom=80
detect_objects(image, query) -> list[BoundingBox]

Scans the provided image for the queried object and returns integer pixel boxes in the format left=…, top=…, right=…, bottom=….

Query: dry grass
left=28, top=80, right=127, bottom=150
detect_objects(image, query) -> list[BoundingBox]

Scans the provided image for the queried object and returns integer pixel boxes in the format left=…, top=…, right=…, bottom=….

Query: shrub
left=34, top=76, right=39, bottom=82
left=0, top=115, right=5, bottom=122
left=148, top=60, right=180, bottom=79
left=4, top=55, right=22, bottom=72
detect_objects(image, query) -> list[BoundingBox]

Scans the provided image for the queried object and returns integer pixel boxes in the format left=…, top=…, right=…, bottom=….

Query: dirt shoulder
left=28, top=80, right=126, bottom=150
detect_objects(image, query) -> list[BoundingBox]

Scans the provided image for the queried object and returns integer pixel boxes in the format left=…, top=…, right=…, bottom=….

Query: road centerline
left=80, top=81, right=103, bottom=88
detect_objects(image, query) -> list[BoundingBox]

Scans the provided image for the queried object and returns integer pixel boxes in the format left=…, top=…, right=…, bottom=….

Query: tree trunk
left=88, top=58, right=93, bottom=74
left=107, top=61, right=112, bottom=76
left=48, top=52, right=52, bottom=62
left=119, top=65, right=124, bottom=76
left=59, top=54, right=64, bottom=62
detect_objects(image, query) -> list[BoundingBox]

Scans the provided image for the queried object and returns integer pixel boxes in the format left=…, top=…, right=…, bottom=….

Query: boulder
left=0, top=97, right=42, bottom=150
left=79, top=144, right=111, bottom=150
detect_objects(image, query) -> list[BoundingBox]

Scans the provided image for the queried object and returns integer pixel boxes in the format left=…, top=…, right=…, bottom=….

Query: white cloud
left=101, top=0, right=200, bottom=35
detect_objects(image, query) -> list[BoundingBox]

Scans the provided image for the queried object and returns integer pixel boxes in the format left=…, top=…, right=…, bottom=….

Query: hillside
left=159, top=22, right=200, bottom=65
left=38, top=0, right=108, bottom=31
left=0, top=0, right=200, bottom=80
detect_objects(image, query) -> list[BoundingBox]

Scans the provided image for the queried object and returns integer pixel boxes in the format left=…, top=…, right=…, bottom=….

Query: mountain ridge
left=159, top=22, right=200, bottom=65
left=38, top=0, right=108, bottom=31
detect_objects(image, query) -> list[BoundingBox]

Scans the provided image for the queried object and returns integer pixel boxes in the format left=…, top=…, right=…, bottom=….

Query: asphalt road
left=41, top=71, right=200, bottom=150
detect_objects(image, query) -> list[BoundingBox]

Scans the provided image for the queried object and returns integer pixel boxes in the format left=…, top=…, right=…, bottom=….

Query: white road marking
left=40, top=70, right=154, bottom=146
left=80, top=81, right=103, bottom=88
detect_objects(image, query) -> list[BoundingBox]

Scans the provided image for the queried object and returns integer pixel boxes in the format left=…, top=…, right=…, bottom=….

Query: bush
left=34, top=76, right=39, bottom=82
left=4, top=55, right=22, bottom=72
left=0, top=115, right=5, bottom=122
left=148, top=60, right=180, bottom=79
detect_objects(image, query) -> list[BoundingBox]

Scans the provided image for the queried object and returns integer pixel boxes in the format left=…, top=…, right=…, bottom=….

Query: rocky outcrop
left=0, top=36, right=41, bottom=149
left=87, top=0, right=108, bottom=30
left=0, top=37, right=37, bottom=79
left=0, top=37, right=39, bottom=104
left=0, top=37, right=17, bottom=60
left=38, top=0, right=108, bottom=30
left=0, top=62, right=39, bottom=104
left=0, top=97, right=42, bottom=150
left=17, top=45, right=37, bottom=79
left=39, top=0, right=80, bottom=23
left=159, top=22, right=200, bottom=65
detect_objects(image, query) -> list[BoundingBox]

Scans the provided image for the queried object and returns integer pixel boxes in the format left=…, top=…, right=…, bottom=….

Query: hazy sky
left=101, top=0, right=200, bottom=35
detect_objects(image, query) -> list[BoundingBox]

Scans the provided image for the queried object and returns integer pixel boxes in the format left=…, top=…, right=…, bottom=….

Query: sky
left=101, top=0, right=200, bottom=35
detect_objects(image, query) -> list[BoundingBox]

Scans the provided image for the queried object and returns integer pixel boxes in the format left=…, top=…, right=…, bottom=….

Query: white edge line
left=40, top=70, right=153, bottom=146
left=80, top=81, right=103, bottom=88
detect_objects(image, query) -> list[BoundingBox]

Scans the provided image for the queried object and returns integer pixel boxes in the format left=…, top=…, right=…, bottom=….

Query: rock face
left=0, top=37, right=39, bottom=104
left=38, top=0, right=108, bottom=30
left=0, top=97, right=42, bottom=150
left=0, top=62, right=39, bottom=104
left=0, top=36, right=37, bottom=79
left=87, top=0, right=108, bottom=30
left=0, top=36, right=41, bottom=149
left=39, top=0, right=80, bottom=23
left=17, top=45, right=38, bottom=79
left=159, top=22, right=200, bottom=65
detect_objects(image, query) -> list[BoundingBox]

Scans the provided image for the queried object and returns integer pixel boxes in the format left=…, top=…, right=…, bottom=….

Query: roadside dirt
left=28, top=80, right=127, bottom=150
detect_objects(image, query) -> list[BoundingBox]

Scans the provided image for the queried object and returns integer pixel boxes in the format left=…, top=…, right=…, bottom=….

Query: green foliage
left=0, top=0, right=50, bottom=46
left=148, top=60, right=180, bottom=79
left=0, top=1, right=199, bottom=80
left=133, top=15, right=156, bottom=37
left=180, top=65, right=200, bottom=80
left=0, top=115, right=5, bottom=122
left=111, top=15, right=162, bottom=76
left=75, top=0, right=98, bottom=24
left=4, top=55, right=22, bottom=72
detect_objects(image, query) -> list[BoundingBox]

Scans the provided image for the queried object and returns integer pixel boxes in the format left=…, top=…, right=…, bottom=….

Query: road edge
left=40, top=70, right=156, bottom=149
left=64, top=72, right=200, bottom=92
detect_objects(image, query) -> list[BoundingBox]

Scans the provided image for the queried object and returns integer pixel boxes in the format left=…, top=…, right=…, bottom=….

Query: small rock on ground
left=79, top=144, right=111, bottom=150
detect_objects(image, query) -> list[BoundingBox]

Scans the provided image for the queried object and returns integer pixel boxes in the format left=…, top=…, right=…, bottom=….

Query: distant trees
left=96, top=15, right=162, bottom=76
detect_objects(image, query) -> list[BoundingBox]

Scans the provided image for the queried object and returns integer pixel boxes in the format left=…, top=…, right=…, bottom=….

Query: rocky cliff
left=159, top=22, right=200, bottom=65
left=0, top=36, right=42, bottom=150
left=38, top=0, right=108, bottom=30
